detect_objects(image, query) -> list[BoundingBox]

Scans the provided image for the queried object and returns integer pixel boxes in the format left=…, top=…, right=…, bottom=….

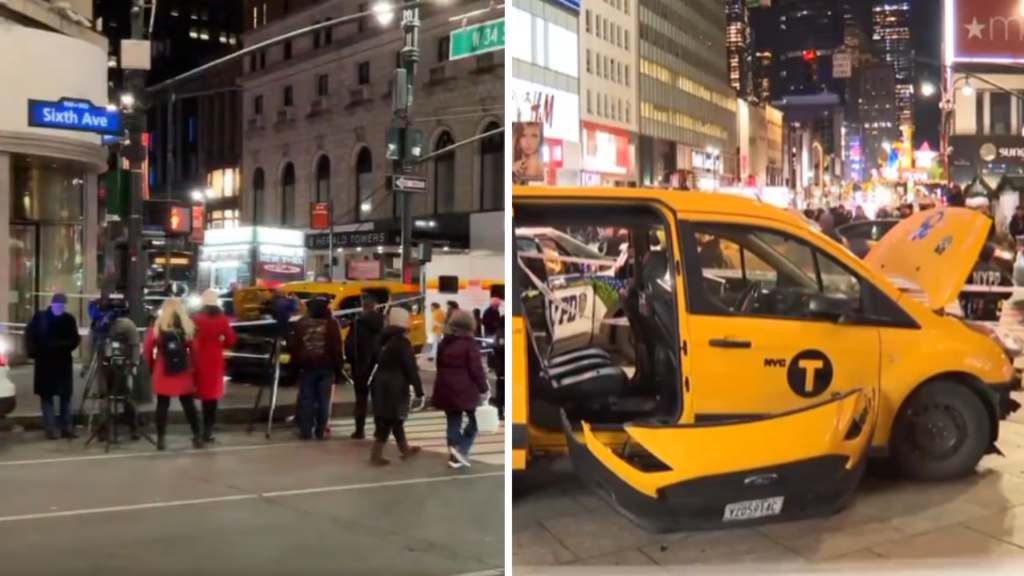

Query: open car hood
left=863, top=208, right=992, bottom=310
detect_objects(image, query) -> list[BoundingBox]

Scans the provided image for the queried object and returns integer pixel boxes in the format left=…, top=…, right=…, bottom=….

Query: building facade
left=240, top=0, right=504, bottom=274
left=637, top=0, right=736, bottom=186
left=510, top=0, right=580, bottom=185
left=0, top=5, right=108, bottom=324
left=871, top=2, right=912, bottom=127
left=725, top=0, right=754, bottom=102
left=948, top=73, right=1024, bottom=184
left=579, top=0, right=638, bottom=186
left=853, top=61, right=898, bottom=177
left=736, top=99, right=784, bottom=186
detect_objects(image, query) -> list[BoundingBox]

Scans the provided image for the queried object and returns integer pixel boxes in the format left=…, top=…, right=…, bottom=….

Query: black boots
left=370, top=441, right=390, bottom=466
left=156, top=434, right=167, bottom=451
left=351, top=415, right=366, bottom=440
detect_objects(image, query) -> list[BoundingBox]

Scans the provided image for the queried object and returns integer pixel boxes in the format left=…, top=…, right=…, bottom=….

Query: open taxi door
left=556, top=198, right=880, bottom=534
left=510, top=205, right=529, bottom=472
left=564, top=387, right=878, bottom=533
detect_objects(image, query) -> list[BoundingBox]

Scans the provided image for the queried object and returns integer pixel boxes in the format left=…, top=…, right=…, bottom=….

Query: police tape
left=0, top=295, right=431, bottom=336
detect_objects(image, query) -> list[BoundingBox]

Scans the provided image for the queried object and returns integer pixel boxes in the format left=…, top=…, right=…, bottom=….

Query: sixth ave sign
left=387, top=174, right=428, bottom=193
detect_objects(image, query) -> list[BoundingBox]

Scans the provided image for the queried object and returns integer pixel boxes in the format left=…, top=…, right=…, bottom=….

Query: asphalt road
left=512, top=391, right=1024, bottom=570
left=0, top=421, right=504, bottom=576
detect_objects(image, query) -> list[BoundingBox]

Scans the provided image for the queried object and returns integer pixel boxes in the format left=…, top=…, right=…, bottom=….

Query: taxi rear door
left=677, top=215, right=882, bottom=419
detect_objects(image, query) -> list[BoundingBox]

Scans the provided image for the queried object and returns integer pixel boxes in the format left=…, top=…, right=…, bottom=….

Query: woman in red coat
left=144, top=298, right=202, bottom=450
left=192, top=289, right=237, bottom=443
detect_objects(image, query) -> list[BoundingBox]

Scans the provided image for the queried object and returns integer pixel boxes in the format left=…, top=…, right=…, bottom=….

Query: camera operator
left=84, top=299, right=149, bottom=439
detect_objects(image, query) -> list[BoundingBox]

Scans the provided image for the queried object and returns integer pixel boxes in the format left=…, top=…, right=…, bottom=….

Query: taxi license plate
left=722, top=496, right=784, bottom=522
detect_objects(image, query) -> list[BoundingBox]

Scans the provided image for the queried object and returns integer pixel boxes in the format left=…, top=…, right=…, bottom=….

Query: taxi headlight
left=963, top=321, right=1023, bottom=357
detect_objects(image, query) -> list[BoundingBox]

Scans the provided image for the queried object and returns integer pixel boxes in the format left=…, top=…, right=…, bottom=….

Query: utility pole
left=390, top=6, right=426, bottom=283
left=124, top=0, right=150, bottom=326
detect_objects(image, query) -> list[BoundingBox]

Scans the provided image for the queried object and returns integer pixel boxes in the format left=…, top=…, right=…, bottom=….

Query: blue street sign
left=26, top=97, right=121, bottom=135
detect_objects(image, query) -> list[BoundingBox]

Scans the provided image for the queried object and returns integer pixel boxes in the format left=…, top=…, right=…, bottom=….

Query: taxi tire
left=891, top=380, right=990, bottom=482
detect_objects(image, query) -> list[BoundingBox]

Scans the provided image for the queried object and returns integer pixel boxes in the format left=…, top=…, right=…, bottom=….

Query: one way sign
left=388, top=174, right=428, bottom=193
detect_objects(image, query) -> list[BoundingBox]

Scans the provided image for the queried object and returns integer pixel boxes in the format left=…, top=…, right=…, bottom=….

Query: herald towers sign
left=946, top=0, right=1024, bottom=62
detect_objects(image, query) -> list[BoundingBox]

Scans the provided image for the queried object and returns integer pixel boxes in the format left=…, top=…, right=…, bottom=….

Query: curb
left=2, top=400, right=359, bottom=432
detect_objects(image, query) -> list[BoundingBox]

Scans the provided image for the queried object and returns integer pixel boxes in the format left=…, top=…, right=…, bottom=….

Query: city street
left=0, top=416, right=505, bottom=575
left=512, top=392, right=1024, bottom=570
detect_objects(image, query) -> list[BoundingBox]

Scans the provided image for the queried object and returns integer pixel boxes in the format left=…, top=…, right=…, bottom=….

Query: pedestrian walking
left=428, top=302, right=444, bottom=360
left=368, top=307, right=425, bottom=466
left=433, top=310, right=490, bottom=468
left=192, top=289, right=237, bottom=443
left=287, top=295, right=344, bottom=440
left=25, top=293, right=81, bottom=440
left=144, top=298, right=202, bottom=450
left=345, top=296, right=384, bottom=439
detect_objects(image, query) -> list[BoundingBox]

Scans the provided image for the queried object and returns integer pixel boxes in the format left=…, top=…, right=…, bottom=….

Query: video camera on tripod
left=100, top=332, right=135, bottom=370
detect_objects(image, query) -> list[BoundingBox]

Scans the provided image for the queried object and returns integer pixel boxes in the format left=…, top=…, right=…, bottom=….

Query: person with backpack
left=345, top=295, right=384, bottom=439
left=144, top=298, right=202, bottom=450
left=287, top=295, right=344, bottom=440
left=191, top=289, right=237, bottom=443
left=432, top=310, right=490, bottom=468
left=368, top=308, right=425, bottom=465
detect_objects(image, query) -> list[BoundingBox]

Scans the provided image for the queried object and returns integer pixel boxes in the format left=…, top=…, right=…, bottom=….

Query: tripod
left=84, top=359, right=156, bottom=453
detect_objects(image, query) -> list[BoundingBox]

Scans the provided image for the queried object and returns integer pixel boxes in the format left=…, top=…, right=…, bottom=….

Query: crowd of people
left=21, top=288, right=506, bottom=469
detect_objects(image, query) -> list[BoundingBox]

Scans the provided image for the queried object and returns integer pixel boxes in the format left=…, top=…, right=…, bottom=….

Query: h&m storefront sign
left=305, top=230, right=401, bottom=250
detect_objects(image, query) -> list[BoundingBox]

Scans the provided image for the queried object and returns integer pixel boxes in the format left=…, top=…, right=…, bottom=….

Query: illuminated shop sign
left=946, top=0, right=1024, bottom=63
left=581, top=122, right=632, bottom=175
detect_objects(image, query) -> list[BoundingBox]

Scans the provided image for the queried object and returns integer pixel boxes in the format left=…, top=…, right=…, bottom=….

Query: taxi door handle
left=709, top=338, right=751, bottom=349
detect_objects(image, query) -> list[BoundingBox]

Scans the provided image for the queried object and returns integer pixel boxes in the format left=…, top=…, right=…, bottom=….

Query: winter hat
left=388, top=307, right=410, bottom=328
left=201, top=289, right=220, bottom=307
left=447, top=310, right=475, bottom=335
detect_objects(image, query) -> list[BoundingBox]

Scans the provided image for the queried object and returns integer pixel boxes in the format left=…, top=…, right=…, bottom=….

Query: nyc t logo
left=910, top=210, right=944, bottom=241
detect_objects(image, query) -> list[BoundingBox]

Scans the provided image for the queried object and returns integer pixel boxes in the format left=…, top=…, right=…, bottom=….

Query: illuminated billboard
left=946, top=0, right=1024, bottom=63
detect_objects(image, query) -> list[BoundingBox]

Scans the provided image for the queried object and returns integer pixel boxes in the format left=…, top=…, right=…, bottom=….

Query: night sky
left=912, top=0, right=942, bottom=148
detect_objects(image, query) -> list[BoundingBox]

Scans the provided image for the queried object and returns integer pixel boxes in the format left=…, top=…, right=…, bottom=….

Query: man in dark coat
left=25, top=293, right=82, bottom=439
left=288, top=296, right=345, bottom=440
left=345, top=295, right=384, bottom=439
left=480, top=297, right=503, bottom=338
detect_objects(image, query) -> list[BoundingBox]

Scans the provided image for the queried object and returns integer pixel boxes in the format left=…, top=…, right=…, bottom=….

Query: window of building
left=625, top=30, right=630, bottom=51
left=357, top=3, right=368, bottom=32
left=991, top=91, right=1011, bottom=135
left=585, top=49, right=591, bottom=73
left=595, top=14, right=601, bottom=36
left=357, top=61, right=370, bottom=85
left=617, top=61, right=623, bottom=84
left=587, top=90, right=592, bottom=113
left=199, top=28, right=209, bottom=40
left=258, top=51, right=266, bottom=69
left=316, top=73, right=329, bottom=97
left=597, top=93, right=602, bottom=116
left=283, top=40, right=293, bottom=60
left=324, top=19, right=334, bottom=44
left=189, top=28, right=198, bottom=38
left=585, top=9, right=591, bottom=33
left=624, top=0, right=629, bottom=14
left=625, top=64, right=630, bottom=87
left=625, top=102, right=630, bottom=123
left=251, top=6, right=259, bottom=29
left=282, top=0, right=291, bottom=16
left=313, top=28, right=322, bottom=49
left=596, top=55, right=601, bottom=76
left=603, top=55, right=609, bottom=79
left=283, top=85, right=293, bottom=107
left=617, top=27, right=622, bottom=48
left=602, top=19, right=607, bottom=41
left=253, top=95, right=263, bottom=115
left=438, top=36, right=450, bottom=62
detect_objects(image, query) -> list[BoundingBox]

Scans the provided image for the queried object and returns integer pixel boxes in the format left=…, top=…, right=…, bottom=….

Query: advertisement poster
left=947, top=0, right=1024, bottom=62
left=255, top=246, right=305, bottom=285
left=513, top=121, right=545, bottom=182
left=348, top=259, right=382, bottom=280
left=581, top=122, right=631, bottom=175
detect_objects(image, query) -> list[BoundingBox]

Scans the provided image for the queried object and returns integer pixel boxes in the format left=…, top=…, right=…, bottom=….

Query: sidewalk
left=2, top=358, right=439, bottom=431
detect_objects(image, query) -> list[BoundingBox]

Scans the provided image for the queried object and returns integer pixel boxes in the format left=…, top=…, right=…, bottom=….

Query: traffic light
left=803, top=49, right=818, bottom=84
left=165, top=205, right=191, bottom=236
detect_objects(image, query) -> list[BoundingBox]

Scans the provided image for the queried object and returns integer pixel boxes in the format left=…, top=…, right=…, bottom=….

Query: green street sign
left=449, top=18, right=504, bottom=60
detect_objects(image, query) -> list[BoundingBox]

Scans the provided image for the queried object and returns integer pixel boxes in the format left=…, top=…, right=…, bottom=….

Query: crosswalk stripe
left=329, top=410, right=505, bottom=465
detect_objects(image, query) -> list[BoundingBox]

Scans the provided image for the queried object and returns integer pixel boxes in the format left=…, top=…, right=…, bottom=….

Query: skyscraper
left=872, top=2, right=912, bottom=126
left=725, top=0, right=755, bottom=101
left=774, top=0, right=845, bottom=96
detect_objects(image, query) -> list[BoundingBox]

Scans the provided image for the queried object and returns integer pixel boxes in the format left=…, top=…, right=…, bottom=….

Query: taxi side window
left=338, top=295, right=363, bottom=318
left=686, top=223, right=863, bottom=319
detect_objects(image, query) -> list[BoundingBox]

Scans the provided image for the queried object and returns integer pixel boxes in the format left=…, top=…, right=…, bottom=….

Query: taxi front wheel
left=890, top=380, right=990, bottom=482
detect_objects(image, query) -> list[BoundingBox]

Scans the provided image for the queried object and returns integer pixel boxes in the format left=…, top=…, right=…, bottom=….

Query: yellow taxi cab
left=227, top=280, right=425, bottom=381
left=511, top=186, right=1019, bottom=533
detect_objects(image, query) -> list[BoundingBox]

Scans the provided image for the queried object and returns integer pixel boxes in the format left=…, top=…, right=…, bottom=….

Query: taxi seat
left=548, top=347, right=611, bottom=367
left=634, top=251, right=682, bottom=415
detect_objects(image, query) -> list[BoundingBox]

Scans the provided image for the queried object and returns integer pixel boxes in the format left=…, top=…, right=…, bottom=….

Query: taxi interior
left=517, top=203, right=684, bottom=447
